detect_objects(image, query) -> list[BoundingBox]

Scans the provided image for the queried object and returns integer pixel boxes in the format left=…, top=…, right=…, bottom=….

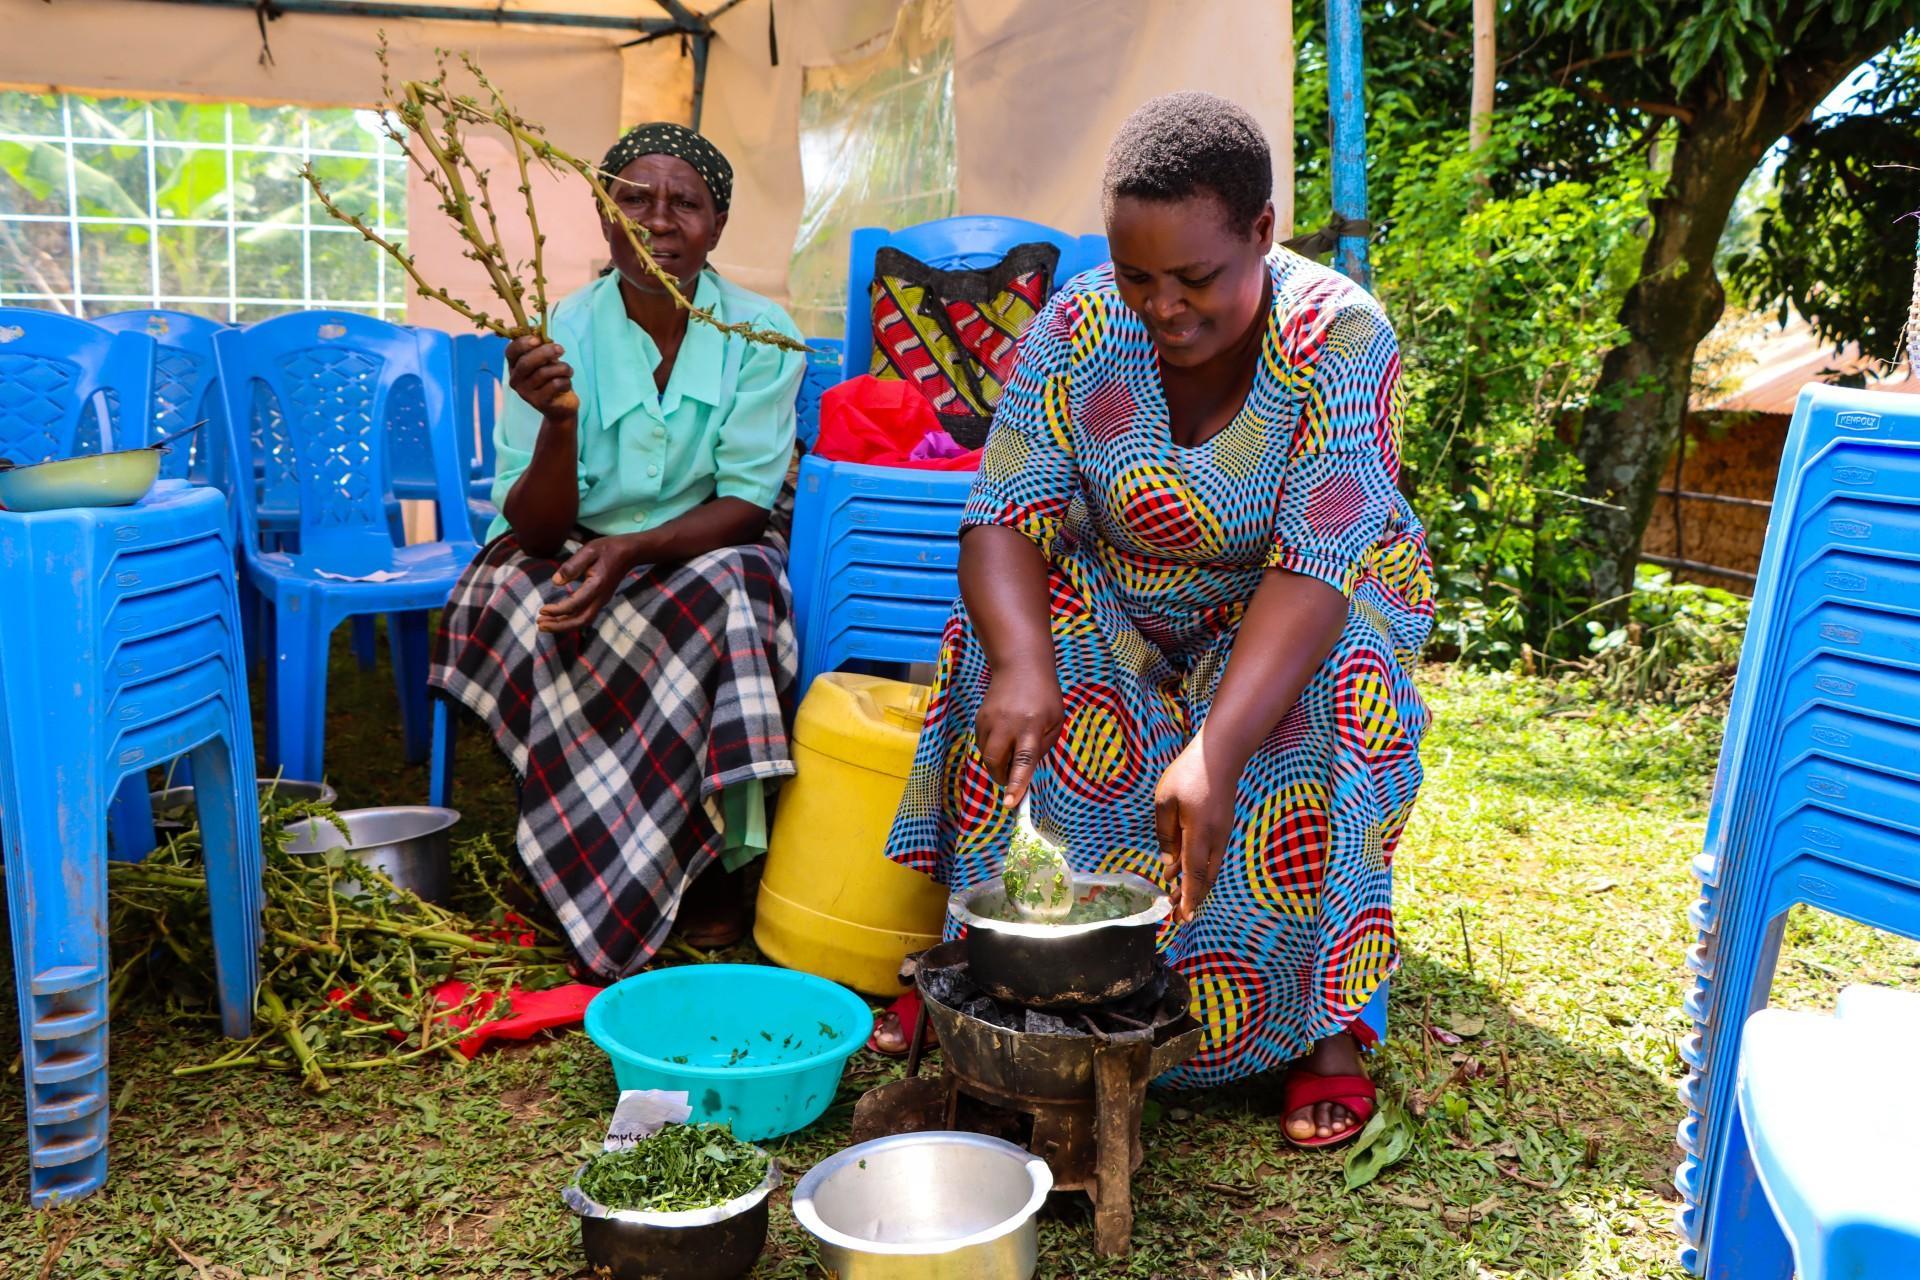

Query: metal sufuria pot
left=281, top=806, right=459, bottom=904
left=951, top=873, right=1172, bottom=1009
left=151, top=779, right=338, bottom=840
left=567, top=1157, right=779, bottom=1280
left=792, top=1131, right=1052, bottom=1280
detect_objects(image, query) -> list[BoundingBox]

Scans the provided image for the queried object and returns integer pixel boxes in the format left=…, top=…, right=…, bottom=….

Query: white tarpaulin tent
left=1, top=0, right=1305, bottom=328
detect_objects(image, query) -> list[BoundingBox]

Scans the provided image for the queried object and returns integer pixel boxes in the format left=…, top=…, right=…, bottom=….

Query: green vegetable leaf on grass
left=1343, top=1100, right=1416, bottom=1191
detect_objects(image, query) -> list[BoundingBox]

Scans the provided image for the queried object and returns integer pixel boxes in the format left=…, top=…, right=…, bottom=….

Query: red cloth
left=428, top=981, right=600, bottom=1059
left=814, top=375, right=983, bottom=471
left=324, top=911, right=600, bottom=1060
left=326, top=981, right=599, bottom=1060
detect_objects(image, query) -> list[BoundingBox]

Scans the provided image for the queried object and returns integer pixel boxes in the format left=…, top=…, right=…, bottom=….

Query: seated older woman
left=431, top=124, right=806, bottom=978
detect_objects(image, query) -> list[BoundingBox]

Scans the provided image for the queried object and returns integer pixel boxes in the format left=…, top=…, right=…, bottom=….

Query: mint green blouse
left=488, top=269, right=806, bottom=540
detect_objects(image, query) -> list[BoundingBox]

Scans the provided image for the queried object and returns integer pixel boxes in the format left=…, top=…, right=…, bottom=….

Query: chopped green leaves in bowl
left=576, top=1124, right=771, bottom=1215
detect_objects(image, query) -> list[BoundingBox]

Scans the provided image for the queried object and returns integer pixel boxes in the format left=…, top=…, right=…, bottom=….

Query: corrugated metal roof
left=1696, top=310, right=1916, bottom=415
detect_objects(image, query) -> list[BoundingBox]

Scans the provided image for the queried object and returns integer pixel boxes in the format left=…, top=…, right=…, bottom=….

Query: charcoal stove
left=851, top=940, right=1202, bottom=1258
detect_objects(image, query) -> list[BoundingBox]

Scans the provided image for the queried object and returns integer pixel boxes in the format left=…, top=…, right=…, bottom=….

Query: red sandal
left=866, top=989, right=938, bottom=1058
left=1281, top=1067, right=1377, bottom=1150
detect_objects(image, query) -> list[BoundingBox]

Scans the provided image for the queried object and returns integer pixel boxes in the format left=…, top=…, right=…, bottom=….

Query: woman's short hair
left=1102, top=91, right=1273, bottom=235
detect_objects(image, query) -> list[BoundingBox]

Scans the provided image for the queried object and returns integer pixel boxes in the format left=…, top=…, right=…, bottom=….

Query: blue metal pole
left=1326, top=0, right=1371, bottom=290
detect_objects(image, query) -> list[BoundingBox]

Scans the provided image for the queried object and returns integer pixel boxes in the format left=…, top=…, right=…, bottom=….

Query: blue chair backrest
left=796, top=337, right=844, bottom=451
left=842, top=216, right=1110, bottom=381
left=213, top=312, right=474, bottom=574
left=93, top=309, right=231, bottom=483
left=0, top=308, right=154, bottom=463
left=384, top=364, right=437, bottom=495
left=453, top=332, right=508, bottom=479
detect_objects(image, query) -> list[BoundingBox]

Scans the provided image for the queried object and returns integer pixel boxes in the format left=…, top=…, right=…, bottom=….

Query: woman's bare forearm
left=958, top=525, right=1056, bottom=678
left=622, top=496, right=768, bottom=565
left=501, top=416, right=581, bottom=557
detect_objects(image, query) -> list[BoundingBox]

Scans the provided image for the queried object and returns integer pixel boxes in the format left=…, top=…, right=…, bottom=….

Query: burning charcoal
left=961, top=996, right=1018, bottom=1029
left=1023, top=1009, right=1081, bottom=1036
left=920, top=967, right=969, bottom=1008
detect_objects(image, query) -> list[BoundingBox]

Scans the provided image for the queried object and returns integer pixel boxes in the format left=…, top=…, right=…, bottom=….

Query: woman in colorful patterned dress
left=883, top=93, right=1432, bottom=1147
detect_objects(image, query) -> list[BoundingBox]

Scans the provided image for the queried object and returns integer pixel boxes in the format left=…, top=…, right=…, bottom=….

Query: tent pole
left=1326, top=0, right=1370, bottom=289
left=128, top=0, right=685, bottom=36
left=690, top=31, right=712, bottom=132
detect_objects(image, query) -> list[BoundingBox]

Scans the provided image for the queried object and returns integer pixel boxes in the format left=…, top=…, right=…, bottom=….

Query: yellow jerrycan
left=754, top=673, right=947, bottom=995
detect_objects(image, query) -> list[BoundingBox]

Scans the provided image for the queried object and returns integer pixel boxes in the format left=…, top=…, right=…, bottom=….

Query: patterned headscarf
left=599, top=122, right=733, bottom=213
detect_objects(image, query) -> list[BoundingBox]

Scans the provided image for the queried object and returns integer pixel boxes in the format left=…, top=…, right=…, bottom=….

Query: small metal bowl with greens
left=563, top=1123, right=779, bottom=1280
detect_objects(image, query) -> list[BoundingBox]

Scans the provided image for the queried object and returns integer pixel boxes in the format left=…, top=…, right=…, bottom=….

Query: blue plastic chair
left=0, top=310, right=173, bottom=855
left=213, top=312, right=480, bottom=782
left=1703, top=986, right=1920, bottom=1278
left=91, top=310, right=231, bottom=483
left=794, top=216, right=1108, bottom=690
left=1676, top=385, right=1920, bottom=1275
left=0, top=482, right=261, bottom=1206
left=91, top=309, right=274, bottom=690
left=390, top=341, right=497, bottom=543
left=787, top=452, right=971, bottom=692
left=354, top=335, right=471, bottom=672
left=89, top=310, right=238, bottom=826
left=795, top=337, right=844, bottom=452
left=453, top=331, right=507, bottom=500
left=0, top=308, right=152, bottom=462
left=842, top=216, right=1109, bottom=382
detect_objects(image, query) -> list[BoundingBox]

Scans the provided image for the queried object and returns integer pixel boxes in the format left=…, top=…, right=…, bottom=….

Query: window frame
left=0, top=94, right=408, bottom=322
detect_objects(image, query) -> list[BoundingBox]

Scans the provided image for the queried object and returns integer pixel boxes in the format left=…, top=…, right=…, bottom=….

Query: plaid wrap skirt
left=430, top=533, right=799, bottom=978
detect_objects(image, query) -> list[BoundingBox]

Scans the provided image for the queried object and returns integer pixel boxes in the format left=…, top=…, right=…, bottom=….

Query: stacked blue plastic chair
left=0, top=484, right=263, bottom=1206
left=91, top=310, right=238, bottom=840
left=92, top=310, right=230, bottom=484
left=214, top=312, right=480, bottom=781
left=1723, top=984, right=1920, bottom=1278
left=1677, top=384, right=1920, bottom=1277
left=0, top=310, right=261, bottom=1206
left=788, top=453, right=974, bottom=693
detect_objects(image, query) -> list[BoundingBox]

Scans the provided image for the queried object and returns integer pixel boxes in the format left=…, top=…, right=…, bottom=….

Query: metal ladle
left=1003, top=795, right=1076, bottom=922
left=147, top=418, right=208, bottom=453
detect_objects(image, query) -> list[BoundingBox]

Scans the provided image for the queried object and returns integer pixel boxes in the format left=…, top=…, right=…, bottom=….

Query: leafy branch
left=299, top=37, right=806, bottom=415
left=109, top=795, right=572, bottom=1094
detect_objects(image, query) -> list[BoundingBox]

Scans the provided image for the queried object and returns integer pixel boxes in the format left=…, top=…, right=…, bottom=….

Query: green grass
left=3, top=643, right=1917, bottom=1278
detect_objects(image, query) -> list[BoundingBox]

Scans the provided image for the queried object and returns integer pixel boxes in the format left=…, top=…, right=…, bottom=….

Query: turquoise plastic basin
left=584, top=965, right=873, bottom=1142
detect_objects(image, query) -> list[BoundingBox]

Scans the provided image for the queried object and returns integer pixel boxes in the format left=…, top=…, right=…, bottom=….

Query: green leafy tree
left=1378, top=103, right=1653, bottom=659
left=1728, top=32, right=1920, bottom=361
left=1512, top=0, right=1920, bottom=603
left=1289, top=1, right=1917, bottom=637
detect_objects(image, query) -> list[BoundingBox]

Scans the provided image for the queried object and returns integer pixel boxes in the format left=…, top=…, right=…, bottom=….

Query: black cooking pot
left=951, top=873, right=1172, bottom=1009
left=570, top=1157, right=777, bottom=1280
